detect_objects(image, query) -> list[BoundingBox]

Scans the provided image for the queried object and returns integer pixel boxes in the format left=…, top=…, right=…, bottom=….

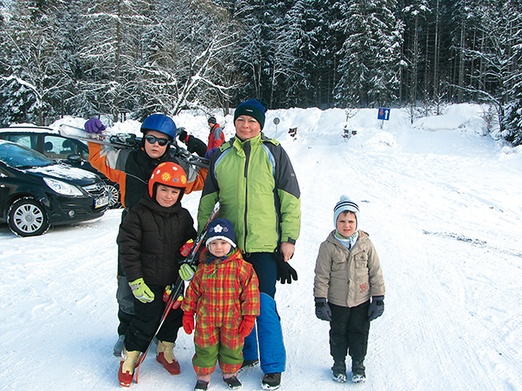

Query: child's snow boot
left=223, top=374, right=242, bottom=389
left=195, top=375, right=211, bottom=391
left=194, top=380, right=209, bottom=391
left=351, top=359, right=366, bottom=383
left=156, top=340, right=181, bottom=375
left=332, top=360, right=347, bottom=383
left=118, top=349, right=140, bottom=387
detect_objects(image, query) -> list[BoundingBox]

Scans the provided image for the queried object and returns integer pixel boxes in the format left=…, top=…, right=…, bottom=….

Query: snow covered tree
left=447, top=0, right=522, bottom=138
left=401, top=0, right=430, bottom=110
left=334, top=0, right=403, bottom=107
left=230, top=0, right=275, bottom=102
left=279, top=0, right=343, bottom=108
left=147, top=0, right=239, bottom=116
left=0, top=0, right=70, bottom=125
left=72, top=0, right=157, bottom=122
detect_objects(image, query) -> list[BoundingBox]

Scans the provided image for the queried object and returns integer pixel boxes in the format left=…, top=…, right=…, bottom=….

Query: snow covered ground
left=1, top=104, right=521, bottom=390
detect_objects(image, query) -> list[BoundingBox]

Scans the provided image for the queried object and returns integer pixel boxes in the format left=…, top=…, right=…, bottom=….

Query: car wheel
left=7, top=197, right=50, bottom=237
left=106, top=184, right=121, bottom=209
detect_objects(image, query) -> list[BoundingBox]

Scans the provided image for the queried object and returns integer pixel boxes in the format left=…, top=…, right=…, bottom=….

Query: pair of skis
left=58, top=124, right=209, bottom=168
left=133, top=203, right=220, bottom=383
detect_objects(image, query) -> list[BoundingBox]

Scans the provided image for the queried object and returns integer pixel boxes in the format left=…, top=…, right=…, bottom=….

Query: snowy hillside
left=1, top=104, right=521, bottom=391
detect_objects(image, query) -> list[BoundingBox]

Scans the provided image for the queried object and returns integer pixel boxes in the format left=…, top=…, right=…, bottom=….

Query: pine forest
left=1, top=0, right=521, bottom=145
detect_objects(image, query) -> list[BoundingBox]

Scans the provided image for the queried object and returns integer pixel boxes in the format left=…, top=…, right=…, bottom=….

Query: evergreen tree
left=0, top=0, right=68, bottom=125
left=401, top=0, right=430, bottom=109
left=335, top=0, right=403, bottom=107
left=232, top=0, right=275, bottom=103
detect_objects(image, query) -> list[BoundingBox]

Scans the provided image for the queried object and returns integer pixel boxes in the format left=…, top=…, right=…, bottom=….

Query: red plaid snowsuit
left=182, top=249, right=260, bottom=375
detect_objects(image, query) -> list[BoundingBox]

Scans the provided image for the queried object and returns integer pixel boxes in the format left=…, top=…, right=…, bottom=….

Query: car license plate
left=95, top=194, right=109, bottom=208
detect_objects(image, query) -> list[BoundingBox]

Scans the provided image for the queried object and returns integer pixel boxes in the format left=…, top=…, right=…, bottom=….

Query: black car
left=0, top=139, right=109, bottom=237
left=0, top=125, right=121, bottom=208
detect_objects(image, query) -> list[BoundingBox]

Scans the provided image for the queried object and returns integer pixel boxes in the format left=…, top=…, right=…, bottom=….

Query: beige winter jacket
left=314, top=230, right=385, bottom=308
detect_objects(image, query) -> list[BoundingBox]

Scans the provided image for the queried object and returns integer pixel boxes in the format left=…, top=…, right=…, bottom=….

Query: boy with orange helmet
left=116, top=162, right=197, bottom=387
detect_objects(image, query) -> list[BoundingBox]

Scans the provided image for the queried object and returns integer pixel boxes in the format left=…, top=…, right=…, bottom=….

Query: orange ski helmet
left=148, top=162, right=187, bottom=199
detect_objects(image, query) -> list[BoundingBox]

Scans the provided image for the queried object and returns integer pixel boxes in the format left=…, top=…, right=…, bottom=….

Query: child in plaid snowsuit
left=182, top=218, right=260, bottom=390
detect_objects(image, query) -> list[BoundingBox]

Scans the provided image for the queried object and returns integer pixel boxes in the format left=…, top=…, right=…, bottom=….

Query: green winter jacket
left=197, top=133, right=301, bottom=253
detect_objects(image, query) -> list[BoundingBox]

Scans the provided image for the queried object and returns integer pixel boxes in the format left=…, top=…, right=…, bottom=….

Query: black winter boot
left=351, top=359, right=366, bottom=383
left=332, top=361, right=347, bottom=383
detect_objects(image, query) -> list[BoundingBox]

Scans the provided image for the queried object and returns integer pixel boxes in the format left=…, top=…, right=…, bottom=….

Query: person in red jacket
left=182, top=218, right=260, bottom=391
left=207, top=116, right=225, bottom=151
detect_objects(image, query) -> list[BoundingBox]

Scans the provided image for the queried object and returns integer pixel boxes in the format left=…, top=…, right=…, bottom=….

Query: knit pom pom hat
left=333, top=195, right=359, bottom=229
left=233, top=99, right=267, bottom=129
left=205, top=218, right=237, bottom=248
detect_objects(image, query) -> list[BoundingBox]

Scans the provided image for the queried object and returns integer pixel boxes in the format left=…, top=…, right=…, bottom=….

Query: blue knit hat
left=234, top=99, right=267, bottom=129
left=333, top=195, right=359, bottom=228
left=205, top=218, right=236, bottom=248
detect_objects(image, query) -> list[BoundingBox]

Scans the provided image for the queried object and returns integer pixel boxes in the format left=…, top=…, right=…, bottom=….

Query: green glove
left=128, top=278, right=154, bottom=303
left=179, top=263, right=196, bottom=281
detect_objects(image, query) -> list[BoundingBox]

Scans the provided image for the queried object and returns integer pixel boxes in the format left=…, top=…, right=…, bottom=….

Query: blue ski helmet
left=141, top=114, right=177, bottom=140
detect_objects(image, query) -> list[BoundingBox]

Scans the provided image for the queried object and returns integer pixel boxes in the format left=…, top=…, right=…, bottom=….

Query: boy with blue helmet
left=84, top=113, right=207, bottom=358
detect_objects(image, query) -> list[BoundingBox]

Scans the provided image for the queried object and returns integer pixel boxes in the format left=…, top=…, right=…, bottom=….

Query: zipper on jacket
left=242, top=140, right=251, bottom=250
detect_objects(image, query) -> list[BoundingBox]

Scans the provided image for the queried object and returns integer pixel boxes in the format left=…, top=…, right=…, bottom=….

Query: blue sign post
left=377, top=108, right=390, bottom=120
left=377, top=108, right=390, bottom=128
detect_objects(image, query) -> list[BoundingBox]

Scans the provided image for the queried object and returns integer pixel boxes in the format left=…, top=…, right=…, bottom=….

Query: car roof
left=0, top=125, right=59, bottom=134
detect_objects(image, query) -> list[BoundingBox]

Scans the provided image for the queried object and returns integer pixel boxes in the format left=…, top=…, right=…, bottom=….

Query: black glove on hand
left=314, top=297, right=332, bottom=321
left=275, top=253, right=298, bottom=284
left=368, top=296, right=385, bottom=321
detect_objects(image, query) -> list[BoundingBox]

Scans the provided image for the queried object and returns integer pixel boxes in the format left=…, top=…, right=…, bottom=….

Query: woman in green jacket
left=197, top=99, right=301, bottom=390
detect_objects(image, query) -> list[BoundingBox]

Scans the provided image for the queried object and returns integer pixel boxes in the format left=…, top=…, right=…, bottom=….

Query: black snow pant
left=124, top=284, right=183, bottom=352
left=117, top=211, right=135, bottom=337
left=329, top=301, right=370, bottom=364
left=117, top=276, right=135, bottom=336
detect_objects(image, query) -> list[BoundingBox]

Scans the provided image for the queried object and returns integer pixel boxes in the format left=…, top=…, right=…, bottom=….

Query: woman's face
left=235, top=115, right=261, bottom=141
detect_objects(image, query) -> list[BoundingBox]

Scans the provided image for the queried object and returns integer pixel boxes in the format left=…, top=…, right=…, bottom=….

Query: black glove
left=368, top=296, right=384, bottom=321
left=314, top=298, right=332, bottom=321
left=275, top=253, right=298, bottom=284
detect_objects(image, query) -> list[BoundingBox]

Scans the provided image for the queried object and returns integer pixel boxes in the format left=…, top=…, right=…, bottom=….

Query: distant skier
left=313, top=195, right=386, bottom=383
left=177, top=128, right=208, bottom=158
left=205, top=116, right=225, bottom=158
left=116, top=162, right=197, bottom=387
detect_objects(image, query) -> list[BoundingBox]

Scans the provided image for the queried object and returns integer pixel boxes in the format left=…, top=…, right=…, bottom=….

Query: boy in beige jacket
left=313, top=195, right=385, bottom=384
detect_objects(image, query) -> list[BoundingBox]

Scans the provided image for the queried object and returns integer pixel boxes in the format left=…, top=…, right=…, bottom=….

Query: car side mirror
left=67, top=154, right=81, bottom=162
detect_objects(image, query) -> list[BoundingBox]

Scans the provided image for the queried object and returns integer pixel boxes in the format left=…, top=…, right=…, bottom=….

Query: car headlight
left=43, top=177, right=84, bottom=196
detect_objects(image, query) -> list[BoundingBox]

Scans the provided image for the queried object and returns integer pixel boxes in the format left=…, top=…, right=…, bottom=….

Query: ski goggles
left=144, top=135, right=170, bottom=146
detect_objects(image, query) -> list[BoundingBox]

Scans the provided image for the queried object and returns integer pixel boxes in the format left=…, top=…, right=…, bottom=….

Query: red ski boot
left=156, top=341, right=181, bottom=375
left=118, top=349, right=140, bottom=387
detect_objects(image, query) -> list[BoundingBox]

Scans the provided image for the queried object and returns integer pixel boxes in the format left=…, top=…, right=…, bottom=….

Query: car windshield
left=0, top=141, right=54, bottom=168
